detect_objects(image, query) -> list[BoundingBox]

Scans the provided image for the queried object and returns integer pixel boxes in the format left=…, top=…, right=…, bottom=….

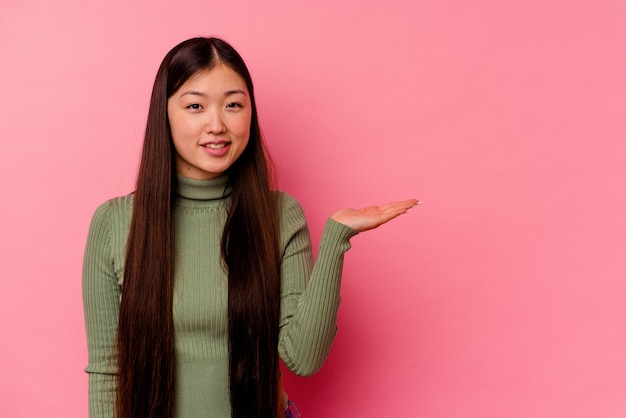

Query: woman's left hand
left=331, top=199, right=420, bottom=233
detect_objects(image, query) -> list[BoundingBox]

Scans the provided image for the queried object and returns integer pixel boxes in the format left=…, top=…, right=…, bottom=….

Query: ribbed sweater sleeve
left=82, top=199, right=129, bottom=418
left=277, top=194, right=358, bottom=376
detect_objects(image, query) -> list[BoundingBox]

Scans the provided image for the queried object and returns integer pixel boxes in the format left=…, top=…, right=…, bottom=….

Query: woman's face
left=167, top=65, right=252, bottom=180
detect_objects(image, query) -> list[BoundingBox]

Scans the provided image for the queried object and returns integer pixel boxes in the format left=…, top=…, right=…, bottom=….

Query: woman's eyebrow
left=180, top=90, right=207, bottom=98
left=224, top=89, right=247, bottom=97
left=179, top=89, right=247, bottom=98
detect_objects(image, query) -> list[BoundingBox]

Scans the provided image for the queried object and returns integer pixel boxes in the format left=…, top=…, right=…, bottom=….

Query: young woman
left=82, top=37, right=418, bottom=418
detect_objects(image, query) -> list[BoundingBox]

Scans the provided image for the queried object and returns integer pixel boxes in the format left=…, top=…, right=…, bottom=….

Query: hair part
left=117, top=37, right=282, bottom=418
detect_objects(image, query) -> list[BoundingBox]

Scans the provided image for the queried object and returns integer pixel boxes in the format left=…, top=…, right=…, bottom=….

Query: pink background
left=1, top=1, right=625, bottom=417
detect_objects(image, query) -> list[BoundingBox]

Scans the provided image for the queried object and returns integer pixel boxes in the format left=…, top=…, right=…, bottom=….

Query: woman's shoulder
left=89, top=193, right=135, bottom=226
left=274, top=191, right=305, bottom=217
left=94, top=193, right=134, bottom=212
left=274, top=191, right=309, bottom=235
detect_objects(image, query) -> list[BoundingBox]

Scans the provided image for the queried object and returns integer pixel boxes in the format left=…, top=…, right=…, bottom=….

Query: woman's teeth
left=203, top=143, right=227, bottom=149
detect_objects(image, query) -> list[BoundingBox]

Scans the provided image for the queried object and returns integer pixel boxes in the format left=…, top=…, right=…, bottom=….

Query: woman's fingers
left=331, top=198, right=421, bottom=232
left=379, top=199, right=421, bottom=213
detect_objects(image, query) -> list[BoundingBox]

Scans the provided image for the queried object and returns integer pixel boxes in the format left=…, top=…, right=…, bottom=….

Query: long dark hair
left=117, top=37, right=282, bottom=418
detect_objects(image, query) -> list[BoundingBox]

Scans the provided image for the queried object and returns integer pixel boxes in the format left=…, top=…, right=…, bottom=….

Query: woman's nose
left=204, top=108, right=226, bottom=134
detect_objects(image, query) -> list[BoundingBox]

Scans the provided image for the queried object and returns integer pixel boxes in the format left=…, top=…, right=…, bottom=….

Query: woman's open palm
left=331, top=199, right=420, bottom=232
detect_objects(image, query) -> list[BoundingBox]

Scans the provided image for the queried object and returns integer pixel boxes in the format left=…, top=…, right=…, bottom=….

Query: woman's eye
left=226, top=103, right=242, bottom=109
left=187, top=104, right=202, bottom=110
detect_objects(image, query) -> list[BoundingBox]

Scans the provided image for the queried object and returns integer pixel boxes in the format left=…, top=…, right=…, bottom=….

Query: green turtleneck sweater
left=82, top=174, right=357, bottom=417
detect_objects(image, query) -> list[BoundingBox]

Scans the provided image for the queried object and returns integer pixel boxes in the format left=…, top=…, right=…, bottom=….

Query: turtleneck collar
left=176, top=173, right=231, bottom=202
